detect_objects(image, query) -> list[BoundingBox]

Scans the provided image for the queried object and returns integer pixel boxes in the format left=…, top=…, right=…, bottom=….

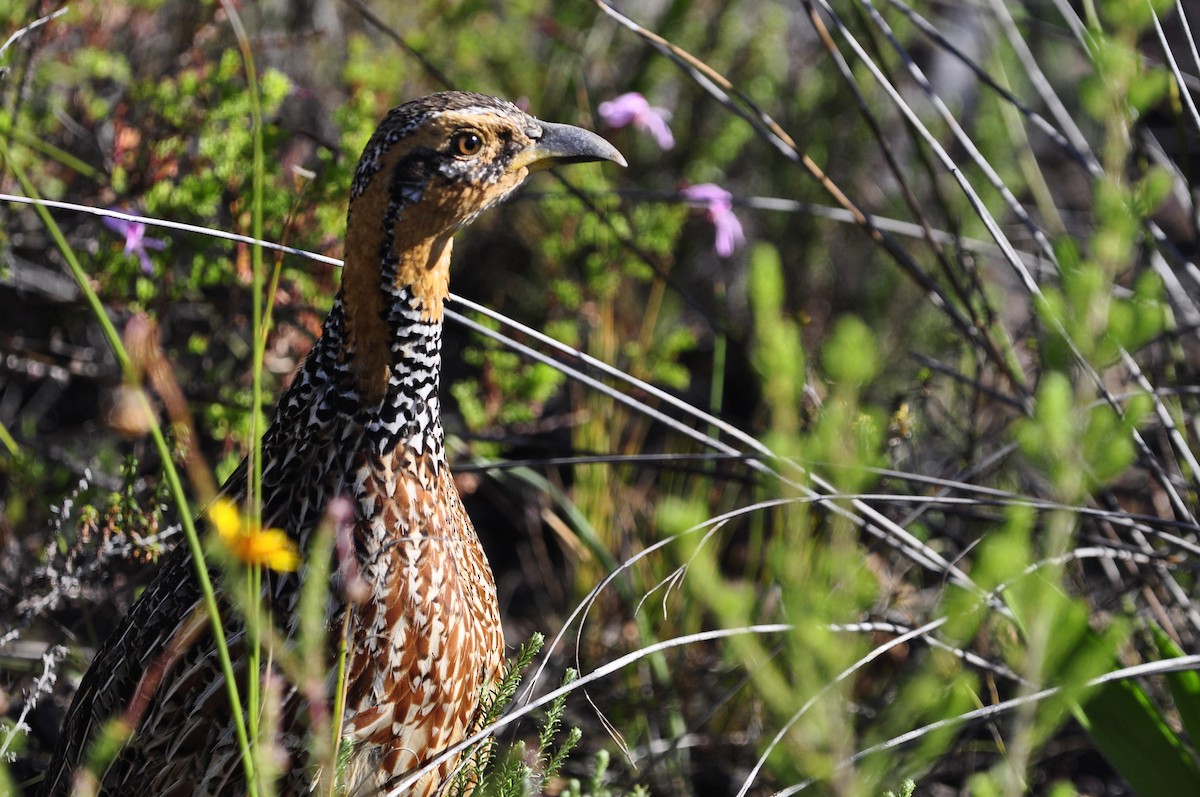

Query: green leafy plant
left=5, top=1, right=1200, bottom=795
left=452, top=634, right=584, bottom=797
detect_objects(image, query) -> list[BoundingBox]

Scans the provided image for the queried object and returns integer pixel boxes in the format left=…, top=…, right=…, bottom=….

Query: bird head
left=350, top=92, right=625, bottom=233
left=341, top=92, right=624, bottom=402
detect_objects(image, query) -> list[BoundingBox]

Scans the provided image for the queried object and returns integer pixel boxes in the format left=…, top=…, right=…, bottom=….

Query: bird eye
left=451, top=131, right=484, bottom=157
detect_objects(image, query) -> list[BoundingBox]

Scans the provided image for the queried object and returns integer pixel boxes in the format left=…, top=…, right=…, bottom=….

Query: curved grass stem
left=0, top=130, right=258, bottom=794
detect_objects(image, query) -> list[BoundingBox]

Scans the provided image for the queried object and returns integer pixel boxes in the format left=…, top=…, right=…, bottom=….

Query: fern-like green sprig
left=448, top=633, right=594, bottom=797
left=450, top=633, right=544, bottom=795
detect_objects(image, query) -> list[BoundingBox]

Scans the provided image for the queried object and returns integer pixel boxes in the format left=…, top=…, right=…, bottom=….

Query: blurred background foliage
left=3, top=0, right=1200, bottom=795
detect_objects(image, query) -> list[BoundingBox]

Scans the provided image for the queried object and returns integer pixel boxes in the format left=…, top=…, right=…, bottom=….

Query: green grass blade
left=1150, top=626, right=1200, bottom=755
left=1076, top=677, right=1200, bottom=797
left=0, top=113, right=258, bottom=796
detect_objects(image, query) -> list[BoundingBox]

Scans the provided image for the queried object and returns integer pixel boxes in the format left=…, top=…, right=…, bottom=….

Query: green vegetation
left=2, top=0, right=1200, bottom=795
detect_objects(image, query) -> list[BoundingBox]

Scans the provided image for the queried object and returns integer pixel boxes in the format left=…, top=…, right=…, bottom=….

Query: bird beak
left=512, top=120, right=627, bottom=173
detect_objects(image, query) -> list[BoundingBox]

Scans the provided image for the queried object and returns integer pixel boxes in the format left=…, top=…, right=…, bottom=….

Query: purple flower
left=598, top=92, right=675, bottom=150
left=680, top=183, right=745, bottom=257
left=103, top=214, right=166, bottom=275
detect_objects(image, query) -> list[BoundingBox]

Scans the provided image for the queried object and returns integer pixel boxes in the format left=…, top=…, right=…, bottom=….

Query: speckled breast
left=341, top=454, right=503, bottom=795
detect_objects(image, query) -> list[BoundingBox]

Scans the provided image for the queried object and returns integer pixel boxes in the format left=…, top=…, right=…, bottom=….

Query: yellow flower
left=207, top=498, right=301, bottom=572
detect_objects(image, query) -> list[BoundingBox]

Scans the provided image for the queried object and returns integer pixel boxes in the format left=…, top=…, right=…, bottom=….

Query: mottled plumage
left=43, top=92, right=623, bottom=797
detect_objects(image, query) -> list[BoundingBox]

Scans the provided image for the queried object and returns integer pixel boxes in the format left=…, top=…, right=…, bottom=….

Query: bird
left=42, top=91, right=625, bottom=797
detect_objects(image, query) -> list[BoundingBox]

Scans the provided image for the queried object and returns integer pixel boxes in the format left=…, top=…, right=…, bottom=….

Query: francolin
left=43, top=91, right=624, bottom=797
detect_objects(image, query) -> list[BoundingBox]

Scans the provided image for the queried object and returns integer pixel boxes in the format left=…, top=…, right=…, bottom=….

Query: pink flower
left=680, top=183, right=745, bottom=257
left=598, top=92, right=675, bottom=150
left=103, top=214, right=166, bottom=275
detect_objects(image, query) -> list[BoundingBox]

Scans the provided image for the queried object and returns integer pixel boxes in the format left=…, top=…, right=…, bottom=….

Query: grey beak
left=512, top=120, right=627, bottom=172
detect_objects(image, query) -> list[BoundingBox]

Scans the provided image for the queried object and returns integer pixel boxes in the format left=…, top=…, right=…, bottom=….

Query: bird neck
left=366, top=279, right=447, bottom=461
left=339, top=206, right=456, bottom=460
left=343, top=211, right=454, bottom=384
